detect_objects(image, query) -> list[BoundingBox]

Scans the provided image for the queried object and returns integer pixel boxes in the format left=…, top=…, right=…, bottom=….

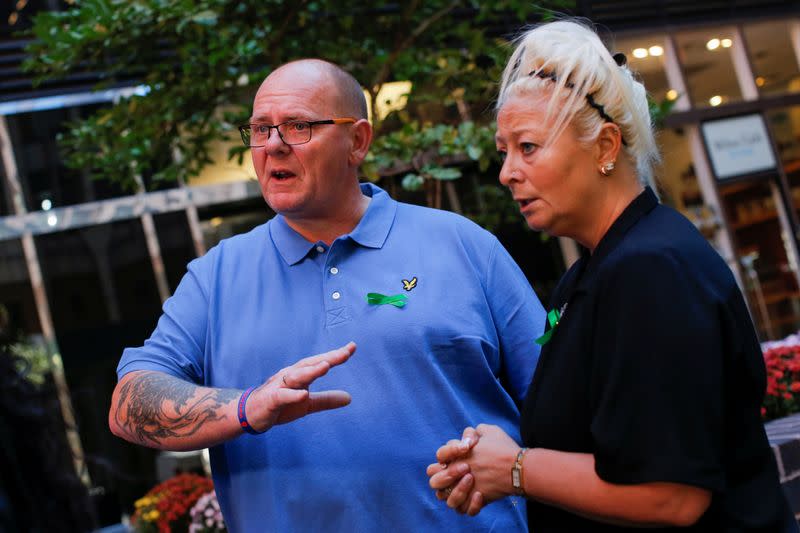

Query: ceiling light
left=706, top=38, right=720, bottom=51
left=210, top=217, right=223, bottom=227
left=648, top=45, right=664, bottom=57
left=47, top=214, right=58, bottom=227
left=666, top=89, right=678, bottom=101
left=632, top=48, right=648, bottom=59
left=721, top=38, right=732, bottom=48
left=41, top=199, right=52, bottom=211
left=709, top=95, right=723, bottom=107
left=756, top=76, right=766, bottom=87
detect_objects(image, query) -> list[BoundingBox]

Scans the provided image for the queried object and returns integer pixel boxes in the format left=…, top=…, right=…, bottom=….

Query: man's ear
left=349, top=119, right=373, bottom=166
left=595, top=122, right=622, bottom=167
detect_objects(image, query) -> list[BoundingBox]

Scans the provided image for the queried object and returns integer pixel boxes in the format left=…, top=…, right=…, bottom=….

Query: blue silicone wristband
left=237, top=386, right=265, bottom=435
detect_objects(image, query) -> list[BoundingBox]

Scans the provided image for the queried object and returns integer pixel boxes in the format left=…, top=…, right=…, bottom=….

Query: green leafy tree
left=24, top=1, right=572, bottom=225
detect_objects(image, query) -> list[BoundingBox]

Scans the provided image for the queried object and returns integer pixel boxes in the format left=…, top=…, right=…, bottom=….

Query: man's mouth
left=517, top=198, right=533, bottom=208
left=271, top=170, right=296, bottom=180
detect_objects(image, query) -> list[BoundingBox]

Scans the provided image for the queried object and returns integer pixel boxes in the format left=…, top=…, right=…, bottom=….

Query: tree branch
left=370, top=0, right=461, bottom=91
left=266, top=0, right=310, bottom=66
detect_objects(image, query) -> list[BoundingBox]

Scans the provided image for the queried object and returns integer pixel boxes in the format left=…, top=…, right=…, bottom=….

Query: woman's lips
left=515, top=198, right=534, bottom=210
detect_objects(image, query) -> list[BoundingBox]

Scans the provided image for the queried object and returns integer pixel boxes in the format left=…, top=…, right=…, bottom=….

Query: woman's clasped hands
left=427, top=424, right=524, bottom=517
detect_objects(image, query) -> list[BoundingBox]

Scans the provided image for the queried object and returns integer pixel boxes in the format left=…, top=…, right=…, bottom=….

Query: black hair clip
left=531, top=70, right=557, bottom=83
left=512, top=46, right=526, bottom=72
left=612, top=52, right=627, bottom=67
left=527, top=67, right=628, bottom=146
left=530, top=70, right=575, bottom=89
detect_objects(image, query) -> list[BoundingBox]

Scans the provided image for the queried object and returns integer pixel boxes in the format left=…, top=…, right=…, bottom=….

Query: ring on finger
left=445, top=487, right=453, bottom=496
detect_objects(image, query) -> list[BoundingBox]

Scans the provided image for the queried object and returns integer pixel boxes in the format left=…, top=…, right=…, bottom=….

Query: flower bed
left=132, top=473, right=215, bottom=533
left=189, top=489, right=226, bottom=533
left=763, top=343, right=800, bottom=421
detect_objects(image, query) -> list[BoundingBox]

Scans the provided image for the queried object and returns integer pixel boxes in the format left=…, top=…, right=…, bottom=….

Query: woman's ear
left=349, top=119, right=373, bottom=166
left=595, top=122, right=622, bottom=172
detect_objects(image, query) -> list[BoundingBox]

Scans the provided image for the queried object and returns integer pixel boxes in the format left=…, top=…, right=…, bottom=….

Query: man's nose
left=264, top=128, right=289, bottom=155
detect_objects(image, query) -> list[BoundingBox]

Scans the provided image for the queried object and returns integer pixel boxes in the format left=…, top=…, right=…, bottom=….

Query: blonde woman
left=428, top=19, right=796, bottom=532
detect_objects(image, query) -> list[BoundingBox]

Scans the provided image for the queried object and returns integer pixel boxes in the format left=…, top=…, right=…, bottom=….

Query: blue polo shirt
left=118, top=183, right=545, bottom=532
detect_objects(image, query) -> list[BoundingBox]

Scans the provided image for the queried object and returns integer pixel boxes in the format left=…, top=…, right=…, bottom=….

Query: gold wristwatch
left=511, top=447, right=529, bottom=496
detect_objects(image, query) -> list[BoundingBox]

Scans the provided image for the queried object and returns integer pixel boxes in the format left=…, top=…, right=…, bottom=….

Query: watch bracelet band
left=512, top=447, right=529, bottom=496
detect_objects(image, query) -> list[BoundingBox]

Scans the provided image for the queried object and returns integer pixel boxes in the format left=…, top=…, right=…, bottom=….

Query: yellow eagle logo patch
left=402, top=277, right=418, bottom=291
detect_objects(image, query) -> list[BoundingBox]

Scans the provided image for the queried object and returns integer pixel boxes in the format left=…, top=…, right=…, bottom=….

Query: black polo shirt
left=521, top=187, right=794, bottom=531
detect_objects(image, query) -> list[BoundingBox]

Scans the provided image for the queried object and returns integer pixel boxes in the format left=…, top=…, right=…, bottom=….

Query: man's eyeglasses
left=238, top=118, right=357, bottom=147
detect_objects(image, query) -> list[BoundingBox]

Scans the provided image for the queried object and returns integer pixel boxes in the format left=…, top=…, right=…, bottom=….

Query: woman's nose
left=498, top=158, right=516, bottom=186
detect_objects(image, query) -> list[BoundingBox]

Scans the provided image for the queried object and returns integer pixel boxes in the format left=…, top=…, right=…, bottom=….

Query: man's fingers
left=466, top=491, right=484, bottom=516
left=281, top=361, right=330, bottom=389
left=295, top=342, right=356, bottom=369
left=446, top=473, right=473, bottom=510
left=306, top=390, right=351, bottom=413
left=274, top=387, right=310, bottom=406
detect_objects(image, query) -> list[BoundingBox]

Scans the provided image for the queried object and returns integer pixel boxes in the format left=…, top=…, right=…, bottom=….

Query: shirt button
left=332, top=291, right=341, bottom=300
left=330, top=267, right=339, bottom=275
left=316, top=245, right=325, bottom=253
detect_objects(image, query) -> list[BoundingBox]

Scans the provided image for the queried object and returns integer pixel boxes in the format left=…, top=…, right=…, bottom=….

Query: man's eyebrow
left=249, top=114, right=302, bottom=123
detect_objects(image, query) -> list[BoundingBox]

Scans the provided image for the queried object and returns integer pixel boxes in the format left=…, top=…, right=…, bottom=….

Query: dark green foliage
left=24, top=1, right=573, bottom=216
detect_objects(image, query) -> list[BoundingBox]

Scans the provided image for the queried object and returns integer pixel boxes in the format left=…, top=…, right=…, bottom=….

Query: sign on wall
left=701, top=113, right=777, bottom=181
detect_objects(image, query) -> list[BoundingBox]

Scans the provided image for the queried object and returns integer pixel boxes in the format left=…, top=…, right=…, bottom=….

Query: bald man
left=110, top=59, right=545, bottom=532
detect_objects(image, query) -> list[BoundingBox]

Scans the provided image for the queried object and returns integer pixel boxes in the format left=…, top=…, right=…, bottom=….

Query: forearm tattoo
left=114, top=371, right=240, bottom=446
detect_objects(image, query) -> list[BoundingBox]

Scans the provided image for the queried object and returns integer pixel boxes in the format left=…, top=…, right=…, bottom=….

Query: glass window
left=767, top=106, right=800, bottom=176
left=0, top=161, right=10, bottom=216
left=0, top=238, right=40, bottom=339
left=654, top=128, right=704, bottom=212
left=615, top=34, right=673, bottom=103
left=37, top=221, right=163, bottom=333
left=718, top=177, right=800, bottom=340
left=199, top=197, right=271, bottom=250
left=35, top=220, right=164, bottom=516
left=153, top=211, right=197, bottom=291
left=744, top=21, right=800, bottom=97
left=767, top=107, right=800, bottom=338
left=675, top=27, right=743, bottom=108
left=5, top=105, right=131, bottom=212
left=188, top=135, right=256, bottom=186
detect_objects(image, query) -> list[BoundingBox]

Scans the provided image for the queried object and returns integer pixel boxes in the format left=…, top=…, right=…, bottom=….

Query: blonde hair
left=497, top=19, right=660, bottom=186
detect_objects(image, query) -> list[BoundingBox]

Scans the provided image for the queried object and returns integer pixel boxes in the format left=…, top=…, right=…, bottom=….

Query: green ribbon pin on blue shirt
left=535, top=308, right=561, bottom=345
left=366, top=292, right=408, bottom=308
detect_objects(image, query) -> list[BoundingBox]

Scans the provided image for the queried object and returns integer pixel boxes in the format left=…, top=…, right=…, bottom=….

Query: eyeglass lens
left=247, top=121, right=311, bottom=146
